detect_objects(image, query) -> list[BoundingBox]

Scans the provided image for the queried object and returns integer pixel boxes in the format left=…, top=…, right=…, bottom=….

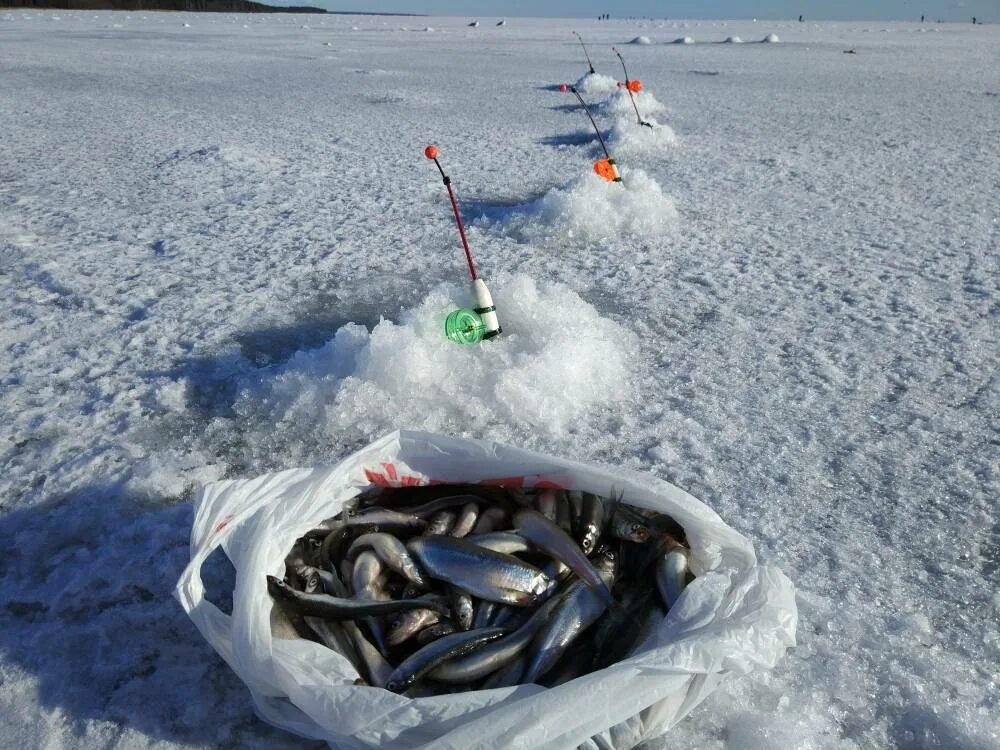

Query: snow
left=1, top=11, right=999, bottom=750
left=630, top=35, right=652, bottom=45
left=674, top=36, right=695, bottom=44
left=763, top=33, right=781, bottom=43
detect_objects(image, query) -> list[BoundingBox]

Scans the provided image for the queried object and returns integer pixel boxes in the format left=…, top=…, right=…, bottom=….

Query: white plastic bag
left=175, top=430, right=797, bottom=749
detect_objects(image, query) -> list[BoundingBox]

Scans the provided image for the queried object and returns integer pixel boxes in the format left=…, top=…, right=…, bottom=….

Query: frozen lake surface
left=0, top=10, right=997, bottom=749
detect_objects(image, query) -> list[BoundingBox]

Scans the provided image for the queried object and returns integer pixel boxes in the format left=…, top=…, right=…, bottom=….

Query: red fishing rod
left=559, top=84, right=622, bottom=183
left=573, top=30, right=597, bottom=75
left=424, top=145, right=501, bottom=343
left=612, top=47, right=653, bottom=128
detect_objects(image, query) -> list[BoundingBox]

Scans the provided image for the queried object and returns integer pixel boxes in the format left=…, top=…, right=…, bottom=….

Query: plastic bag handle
left=173, top=503, right=240, bottom=673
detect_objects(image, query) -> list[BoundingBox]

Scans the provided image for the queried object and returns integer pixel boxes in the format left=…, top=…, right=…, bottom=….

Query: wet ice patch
left=482, top=169, right=678, bottom=245
left=230, top=275, right=641, bottom=456
left=574, top=72, right=619, bottom=95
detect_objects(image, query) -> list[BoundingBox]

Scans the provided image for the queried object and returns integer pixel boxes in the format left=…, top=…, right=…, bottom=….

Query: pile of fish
left=269, top=484, right=691, bottom=696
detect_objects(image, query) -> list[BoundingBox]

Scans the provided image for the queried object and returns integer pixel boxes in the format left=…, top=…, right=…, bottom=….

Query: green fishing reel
left=444, top=308, right=486, bottom=345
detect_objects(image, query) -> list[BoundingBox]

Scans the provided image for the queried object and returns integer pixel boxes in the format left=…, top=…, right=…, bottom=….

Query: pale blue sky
left=320, top=1, right=993, bottom=22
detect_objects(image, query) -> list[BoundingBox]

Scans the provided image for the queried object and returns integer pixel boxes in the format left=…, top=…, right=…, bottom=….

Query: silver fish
left=304, top=614, right=365, bottom=679
left=450, top=588, right=475, bottom=630
left=610, top=505, right=651, bottom=544
left=384, top=627, right=507, bottom=693
left=352, top=551, right=388, bottom=654
left=578, top=493, right=606, bottom=555
left=514, top=509, right=615, bottom=608
left=387, top=607, right=441, bottom=646
left=471, top=506, right=508, bottom=535
left=472, top=600, right=496, bottom=630
left=430, top=594, right=562, bottom=683
left=266, top=576, right=447, bottom=620
left=415, top=620, right=456, bottom=647
left=465, top=531, right=532, bottom=555
left=342, top=618, right=393, bottom=688
left=449, top=502, right=480, bottom=538
left=536, top=489, right=558, bottom=521
left=522, top=550, right=617, bottom=683
left=407, top=536, right=551, bottom=606
left=427, top=510, right=456, bottom=536
left=372, top=493, right=484, bottom=519
left=655, top=548, right=689, bottom=608
left=343, top=509, right=428, bottom=531
left=345, top=533, right=428, bottom=587
left=479, top=653, right=526, bottom=690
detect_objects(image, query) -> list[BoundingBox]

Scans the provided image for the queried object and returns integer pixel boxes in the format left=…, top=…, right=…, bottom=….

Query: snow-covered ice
left=1, top=11, right=998, bottom=750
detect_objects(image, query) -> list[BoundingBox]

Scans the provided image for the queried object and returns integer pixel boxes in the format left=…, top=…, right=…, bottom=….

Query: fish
left=345, top=533, right=428, bottom=587
left=342, top=618, right=394, bottom=688
left=555, top=491, right=573, bottom=535
left=472, top=600, right=496, bottom=630
left=343, top=509, right=428, bottom=531
left=430, top=593, right=563, bottom=683
left=535, top=489, right=558, bottom=521
left=465, top=531, right=533, bottom=555
left=415, top=620, right=457, bottom=646
left=471, top=506, right=508, bottom=534
left=407, top=536, right=552, bottom=606
left=266, top=576, right=448, bottom=620
left=387, top=607, right=441, bottom=646
left=514, top=509, right=616, bottom=608
left=427, top=510, right=456, bottom=536
left=384, top=627, right=507, bottom=693
left=304, top=614, right=365, bottom=677
left=578, top=493, right=606, bottom=555
left=478, top=653, right=526, bottom=689
left=449, top=587, right=475, bottom=630
left=610, top=505, right=651, bottom=544
left=655, top=548, right=690, bottom=609
left=449, top=502, right=480, bottom=538
left=274, top=485, right=694, bottom=698
left=352, top=550, right=390, bottom=654
left=522, top=548, right=617, bottom=683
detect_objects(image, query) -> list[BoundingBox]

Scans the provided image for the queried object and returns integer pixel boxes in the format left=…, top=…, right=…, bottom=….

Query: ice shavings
left=574, top=71, right=619, bottom=95
left=596, top=87, right=667, bottom=118
left=607, top=117, right=678, bottom=156
left=479, top=169, right=678, bottom=245
left=228, top=274, right=642, bottom=462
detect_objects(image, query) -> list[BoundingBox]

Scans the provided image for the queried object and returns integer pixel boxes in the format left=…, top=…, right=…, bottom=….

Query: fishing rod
left=424, top=145, right=502, bottom=344
left=560, top=84, right=621, bottom=183
left=573, top=30, right=597, bottom=75
left=612, top=47, right=653, bottom=129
